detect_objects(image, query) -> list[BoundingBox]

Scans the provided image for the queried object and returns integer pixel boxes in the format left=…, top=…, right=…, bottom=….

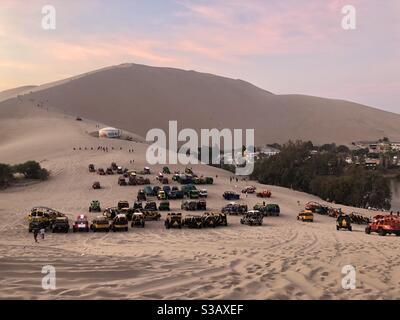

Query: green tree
left=13, top=161, right=49, bottom=180
left=0, top=164, right=13, bottom=188
left=251, top=140, right=391, bottom=210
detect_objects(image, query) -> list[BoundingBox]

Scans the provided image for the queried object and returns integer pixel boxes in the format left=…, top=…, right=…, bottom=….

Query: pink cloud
left=48, top=37, right=178, bottom=65
left=172, top=0, right=359, bottom=59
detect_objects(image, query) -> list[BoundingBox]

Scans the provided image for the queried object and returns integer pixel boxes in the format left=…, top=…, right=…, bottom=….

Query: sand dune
left=4, top=63, right=400, bottom=145
left=0, top=85, right=37, bottom=103
left=0, top=102, right=399, bottom=299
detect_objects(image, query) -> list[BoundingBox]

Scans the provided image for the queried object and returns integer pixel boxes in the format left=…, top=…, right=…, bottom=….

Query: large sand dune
left=5, top=63, right=400, bottom=145
left=0, top=101, right=399, bottom=300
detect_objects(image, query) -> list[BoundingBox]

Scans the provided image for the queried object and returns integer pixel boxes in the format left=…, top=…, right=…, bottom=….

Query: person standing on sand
left=33, top=229, right=39, bottom=243
left=40, top=227, right=45, bottom=240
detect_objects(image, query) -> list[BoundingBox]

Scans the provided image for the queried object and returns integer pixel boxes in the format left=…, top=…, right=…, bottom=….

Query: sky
left=0, top=0, right=399, bottom=113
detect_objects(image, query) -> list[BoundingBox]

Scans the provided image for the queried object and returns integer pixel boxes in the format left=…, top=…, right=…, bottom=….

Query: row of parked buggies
left=221, top=202, right=280, bottom=216
left=164, top=212, right=227, bottom=229
left=27, top=207, right=139, bottom=233
left=90, top=199, right=208, bottom=213
left=305, top=201, right=371, bottom=224
left=300, top=201, right=400, bottom=236
left=27, top=204, right=230, bottom=233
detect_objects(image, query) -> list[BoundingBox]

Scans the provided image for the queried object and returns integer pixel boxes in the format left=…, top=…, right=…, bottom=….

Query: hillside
left=2, top=63, right=400, bottom=145
left=0, top=85, right=37, bottom=103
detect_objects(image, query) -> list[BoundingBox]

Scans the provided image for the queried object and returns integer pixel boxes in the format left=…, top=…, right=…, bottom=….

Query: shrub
left=0, top=164, right=13, bottom=188
left=13, top=161, right=49, bottom=180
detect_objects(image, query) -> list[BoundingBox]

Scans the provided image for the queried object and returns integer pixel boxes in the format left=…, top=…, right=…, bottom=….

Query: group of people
left=229, top=176, right=248, bottom=183
left=71, top=146, right=127, bottom=152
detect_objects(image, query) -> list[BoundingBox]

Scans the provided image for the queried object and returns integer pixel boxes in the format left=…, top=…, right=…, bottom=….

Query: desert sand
left=0, top=99, right=399, bottom=300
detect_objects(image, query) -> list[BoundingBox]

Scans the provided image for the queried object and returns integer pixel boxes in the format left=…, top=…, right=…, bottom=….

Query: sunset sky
left=1, top=0, right=399, bottom=112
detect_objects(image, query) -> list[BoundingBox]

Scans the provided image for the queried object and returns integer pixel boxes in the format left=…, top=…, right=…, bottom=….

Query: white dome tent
left=98, top=127, right=122, bottom=138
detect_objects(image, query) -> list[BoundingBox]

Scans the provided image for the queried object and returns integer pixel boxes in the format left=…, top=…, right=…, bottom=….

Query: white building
left=98, top=127, right=122, bottom=138
left=260, top=146, right=280, bottom=157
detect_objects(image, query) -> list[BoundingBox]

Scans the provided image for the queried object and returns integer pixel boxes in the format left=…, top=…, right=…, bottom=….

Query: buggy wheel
left=365, top=227, right=371, bottom=234
left=349, top=226, right=352, bottom=232
left=378, top=228, right=386, bottom=236
left=336, top=226, right=339, bottom=231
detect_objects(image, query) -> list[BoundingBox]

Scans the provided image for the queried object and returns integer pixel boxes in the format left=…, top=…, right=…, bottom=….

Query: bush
left=13, top=161, right=49, bottom=180
left=0, top=164, right=13, bottom=188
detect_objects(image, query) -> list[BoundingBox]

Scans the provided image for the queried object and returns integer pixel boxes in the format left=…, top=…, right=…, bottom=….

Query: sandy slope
left=0, top=85, right=37, bottom=103
left=0, top=102, right=399, bottom=300
left=5, top=63, right=400, bottom=145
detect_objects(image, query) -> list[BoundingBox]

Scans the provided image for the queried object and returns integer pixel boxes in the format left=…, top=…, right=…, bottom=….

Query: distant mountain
left=5, top=63, right=400, bottom=145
